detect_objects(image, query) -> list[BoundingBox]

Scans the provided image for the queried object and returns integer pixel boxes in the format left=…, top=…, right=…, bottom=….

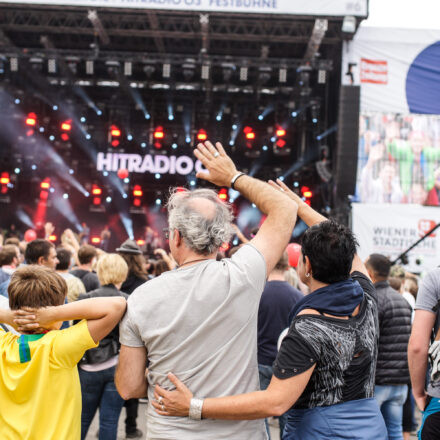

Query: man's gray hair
left=167, top=188, right=234, bottom=255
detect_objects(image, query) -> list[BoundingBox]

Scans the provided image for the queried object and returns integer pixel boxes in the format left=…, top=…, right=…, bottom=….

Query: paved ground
left=86, top=399, right=421, bottom=439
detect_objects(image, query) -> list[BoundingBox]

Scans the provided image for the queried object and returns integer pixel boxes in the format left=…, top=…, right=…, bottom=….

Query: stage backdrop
left=352, top=203, right=440, bottom=272
left=0, top=0, right=368, bottom=16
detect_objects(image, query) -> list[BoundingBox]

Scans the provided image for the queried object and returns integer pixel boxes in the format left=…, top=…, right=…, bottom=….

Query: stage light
left=155, top=198, right=162, bottom=205
left=244, top=126, right=255, bottom=140
left=111, top=125, right=121, bottom=137
left=53, top=105, right=58, bottom=111
left=232, top=124, right=238, bottom=130
left=49, top=135, right=55, bottom=141
left=144, top=114, right=151, bottom=120
left=154, top=127, right=164, bottom=139
left=262, top=145, right=268, bottom=151
left=93, top=197, right=101, bottom=205
left=25, top=113, right=37, bottom=126
left=291, top=111, right=298, bottom=118
left=172, top=143, right=178, bottom=149
left=31, top=165, right=37, bottom=170
left=133, top=198, right=141, bottom=207
left=61, top=120, right=72, bottom=131
left=122, top=193, right=128, bottom=199
left=40, top=190, right=49, bottom=200
left=92, top=185, right=102, bottom=195
left=133, top=185, right=143, bottom=197
left=63, top=193, right=69, bottom=199
left=80, top=116, right=86, bottom=123
left=258, top=115, right=264, bottom=121
left=48, top=235, right=57, bottom=242
left=127, top=134, right=133, bottom=141
left=106, top=196, right=112, bottom=203
left=14, top=98, right=20, bottom=105
left=168, top=114, right=174, bottom=121
left=155, top=173, right=161, bottom=179
left=294, top=182, right=299, bottom=187
left=0, top=173, right=10, bottom=185
left=137, top=239, right=145, bottom=246
left=197, top=129, right=208, bottom=141
left=91, top=237, right=101, bottom=244
left=141, top=142, right=147, bottom=148
left=218, top=188, right=228, bottom=201
left=86, top=134, right=91, bottom=140
left=39, top=127, right=45, bottom=133
left=185, top=136, right=191, bottom=143
left=276, top=128, right=286, bottom=137
left=69, top=169, right=74, bottom=174
left=97, top=109, right=102, bottom=116
left=40, top=178, right=51, bottom=190
left=301, top=186, right=313, bottom=205
left=216, top=114, right=222, bottom=122
left=61, top=133, right=70, bottom=141
left=276, top=139, right=286, bottom=148
left=14, top=168, right=20, bottom=174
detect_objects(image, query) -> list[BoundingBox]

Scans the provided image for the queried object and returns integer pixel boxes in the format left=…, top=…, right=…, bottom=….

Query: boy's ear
left=37, top=256, right=45, bottom=266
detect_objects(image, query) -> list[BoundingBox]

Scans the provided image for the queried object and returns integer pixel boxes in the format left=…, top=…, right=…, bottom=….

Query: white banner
left=97, top=152, right=205, bottom=176
left=0, top=0, right=368, bottom=17
left=352, top=203, right=440, bottom=272
left=342, top=27, right=440, bottom=113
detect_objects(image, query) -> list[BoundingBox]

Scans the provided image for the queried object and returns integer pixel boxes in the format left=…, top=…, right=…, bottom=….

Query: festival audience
left=56, top=248, right=86, bottom=303
left=152, top=177, right=387, bottom=439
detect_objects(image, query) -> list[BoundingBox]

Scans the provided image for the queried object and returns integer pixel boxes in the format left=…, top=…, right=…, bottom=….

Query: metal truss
left=0, top=6, right=344, bottom=59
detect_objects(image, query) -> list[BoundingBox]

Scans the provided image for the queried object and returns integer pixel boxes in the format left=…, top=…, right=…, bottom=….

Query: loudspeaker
left=334, top=86, right=360, bottom=200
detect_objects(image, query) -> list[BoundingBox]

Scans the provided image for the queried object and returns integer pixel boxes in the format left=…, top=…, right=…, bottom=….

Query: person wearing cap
left=115, top=140, right=297, bottom=439
left=116, top=239, right=149, bottom=439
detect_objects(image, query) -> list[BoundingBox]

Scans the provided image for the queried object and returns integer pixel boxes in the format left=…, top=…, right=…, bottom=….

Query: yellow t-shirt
left=0, top=319, right=98, bottom=440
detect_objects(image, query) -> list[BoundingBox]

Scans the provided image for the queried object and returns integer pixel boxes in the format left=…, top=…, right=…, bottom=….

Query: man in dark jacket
left=366, top=253, right=412, bottom=440
left=70, top=245, right=100, bottom=292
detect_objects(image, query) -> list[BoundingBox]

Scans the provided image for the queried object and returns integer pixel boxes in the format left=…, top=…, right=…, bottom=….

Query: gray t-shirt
left=415, top=267, right=440, bottom=397
left=120, top=244, right=268, bottom=440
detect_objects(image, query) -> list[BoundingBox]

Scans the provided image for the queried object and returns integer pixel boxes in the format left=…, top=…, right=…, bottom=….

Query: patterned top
left=273, top=272, right=378, bottom=410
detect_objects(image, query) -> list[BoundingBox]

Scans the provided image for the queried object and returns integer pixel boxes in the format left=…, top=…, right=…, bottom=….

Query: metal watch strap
left=230, top=172, right=246, bottom=190
left=189, top=397, right=204, bottom=420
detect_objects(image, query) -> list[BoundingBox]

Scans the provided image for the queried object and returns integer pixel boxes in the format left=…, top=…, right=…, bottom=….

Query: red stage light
left=154, top=127, right=164, bottom=139
left=133, top=198, right=141, bottom=207
left=92, top=185, right=102, bottom=195
left=93, top=197, right=101, bottom=205
left=246, top=132, right=255, bottom=140
left=301, top=186, right=313, bottom=199
left=276, top=139, right=286, bottom=148
left=61, top=133, right=70, bottom=141
left=40, top=190, right=49, bottom=200
left=276, top=128, right=286, bottom=137
left=25, top=113, right=37, bottom=126
left=61, top=120, right=72, bottom=131
left=244, top=127, right=255, bottom=140
left=218, top=188, right=228, bottom=201
left=91, top=237, right=101, bottom=244
left=197, top=129, right=207, bottom=141
left=111, top=139, right=120, bottom=147
left=40, top=179, right=50, bottom=190
left=48, top=234, right=57, bottom=242
left=133, top=185, right=143, bottom=197
left=0, top=172, right=10, bottom=185
left=110, top=125, right=121, bottom=137
left=136, top=239, right=145, bottom=246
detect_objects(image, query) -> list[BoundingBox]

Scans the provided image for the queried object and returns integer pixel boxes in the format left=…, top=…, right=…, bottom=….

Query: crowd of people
left=0, top=140, right=439, bottom=440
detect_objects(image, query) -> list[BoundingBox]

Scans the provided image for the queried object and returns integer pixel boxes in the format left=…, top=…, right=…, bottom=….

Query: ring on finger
left=161, top=404, right=165, bottom=411
left=213, top=151, right=220, bottom=158
left=157, top=396, right=163, bottom=404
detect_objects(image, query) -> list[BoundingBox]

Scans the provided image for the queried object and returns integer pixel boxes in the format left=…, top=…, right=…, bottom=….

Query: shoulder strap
left=0, top=323, right=9, bottom=332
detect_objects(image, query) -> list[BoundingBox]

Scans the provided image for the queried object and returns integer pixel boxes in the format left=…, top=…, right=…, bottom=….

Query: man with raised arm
left=115, top=141, right=298, bottom=439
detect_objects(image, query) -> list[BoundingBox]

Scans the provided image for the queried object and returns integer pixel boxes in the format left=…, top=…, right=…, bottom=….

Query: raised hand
left=194, top=141, right=238, bottom=187
left=268, top=179, right=302, bottom=206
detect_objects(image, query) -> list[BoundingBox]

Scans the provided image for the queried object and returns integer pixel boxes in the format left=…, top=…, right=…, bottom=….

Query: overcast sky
left=362, top=0, right=440, bottom=29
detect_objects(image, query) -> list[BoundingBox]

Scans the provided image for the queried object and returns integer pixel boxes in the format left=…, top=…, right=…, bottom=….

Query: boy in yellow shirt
left=0, top=265, right=127, bottom=440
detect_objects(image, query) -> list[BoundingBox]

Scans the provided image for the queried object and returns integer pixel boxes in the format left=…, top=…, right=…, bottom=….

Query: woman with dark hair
left=151, top=179, right=387, bottom=440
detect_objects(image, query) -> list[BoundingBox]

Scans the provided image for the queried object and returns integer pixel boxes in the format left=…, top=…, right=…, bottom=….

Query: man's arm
left=194, top=141, right=297, bottom=274
left=409, top=309, right=436, bottom=410
left=269, top=178, right=371, bottom=279
left=115, top=345, right=148, bottom=400
left=153, top=365, right=314, bottom=419
left=13, top=297, right=126, bottom=343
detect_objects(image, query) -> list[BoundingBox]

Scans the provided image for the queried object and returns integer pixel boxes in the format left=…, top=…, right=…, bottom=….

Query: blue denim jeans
left=259, top=363, right=287, bottom=440
left=375, top=384, right=408, bottom=440
left=79, top=365, right=125, bottom=440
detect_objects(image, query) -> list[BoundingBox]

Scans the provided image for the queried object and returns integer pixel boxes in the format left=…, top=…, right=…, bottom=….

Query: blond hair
left=66, top=276, right=86, bottom=303
left=97, top=253, right=128, bottom=286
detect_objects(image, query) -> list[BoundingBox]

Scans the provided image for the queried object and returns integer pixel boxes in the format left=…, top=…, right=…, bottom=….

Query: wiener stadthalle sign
left=0, top=0, right=368, bottom=17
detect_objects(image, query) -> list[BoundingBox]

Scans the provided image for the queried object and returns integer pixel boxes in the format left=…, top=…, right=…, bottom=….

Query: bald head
left=187, top=197, right=217, bottom=221
left=167, top=188, right=233, bottom=255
